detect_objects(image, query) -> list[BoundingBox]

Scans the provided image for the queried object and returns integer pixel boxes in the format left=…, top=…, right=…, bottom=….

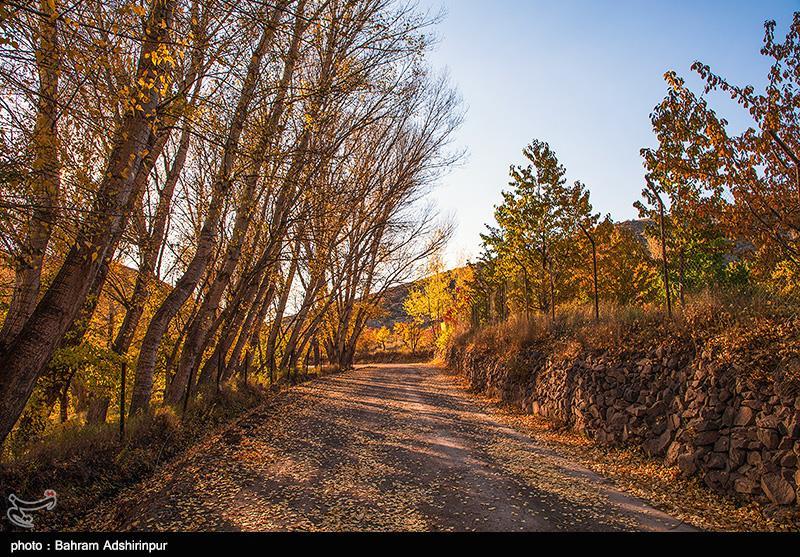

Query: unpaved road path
left=79, top=364, right=694, bottom=532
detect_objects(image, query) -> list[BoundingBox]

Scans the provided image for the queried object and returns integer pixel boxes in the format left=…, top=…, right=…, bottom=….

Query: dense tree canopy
left=0, top=0, right=462, bottom=449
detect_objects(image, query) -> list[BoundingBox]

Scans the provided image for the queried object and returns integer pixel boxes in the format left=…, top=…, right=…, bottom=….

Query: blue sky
left=420, top=0, right=799, bottom=266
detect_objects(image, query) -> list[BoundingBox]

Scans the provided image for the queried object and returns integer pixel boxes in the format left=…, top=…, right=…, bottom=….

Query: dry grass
left=0, top=383, right=269, bottom=532
left=455, top=289, right=800, bottom=382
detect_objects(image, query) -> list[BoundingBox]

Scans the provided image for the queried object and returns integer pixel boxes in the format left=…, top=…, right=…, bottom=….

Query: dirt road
left=78, top=364, right=695, bottom=532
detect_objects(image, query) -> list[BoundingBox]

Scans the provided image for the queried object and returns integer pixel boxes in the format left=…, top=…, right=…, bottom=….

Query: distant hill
left=619, top=218, right=753, bottom=262
left=366, top=282, right=413, bottom=329
left=618, top=219, right=651, bottom=247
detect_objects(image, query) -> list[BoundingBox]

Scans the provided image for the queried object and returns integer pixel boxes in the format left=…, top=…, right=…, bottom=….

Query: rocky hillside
left=366, top=282, right=413, bottom=329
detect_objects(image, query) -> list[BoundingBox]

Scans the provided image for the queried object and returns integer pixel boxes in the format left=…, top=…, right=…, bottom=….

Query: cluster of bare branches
left=0, top=0, right=462, bottom=446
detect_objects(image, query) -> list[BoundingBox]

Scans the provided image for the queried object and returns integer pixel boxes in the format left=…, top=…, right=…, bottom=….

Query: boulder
left=705, top=452, right=727, bottom=470
left=608, top=411, right=627, bottom=429
left=644, top=430, right=672, bottom=457
left=785, top=412, right=800, bottom=438
left=779, top=451, right=797, bottom=468
left=756, top=414, right=781, bottom=430
left=741, top=399, right=761, bottom=411
left=703, top=470, right=729, bottom=490
left=721, top=407, right=736, bottom=427
left=595, top=430, right=611, bottom=445
left=761, top=473, right=796, bottom=506
left=779, top=437, right=794, bottom=451
left=729, top=449, right=746, bottom=469
left=697, top=415, right=721, bottom=431
left=650, top=418, right=668, bottom=436
left=694, top=430, right=720, bottom=446
left=713, top=437, right=730, bottom=453
left=666, top=441, right=682, bottom=466
left=734, top=407, right=755, bottom=427
left=677, top=452, right=698, bottom=476
left=626, top=404, right=647, bottom=417
left=757, top=428, right=781, bottom=450
left=734, top=477, right=756, bottom=495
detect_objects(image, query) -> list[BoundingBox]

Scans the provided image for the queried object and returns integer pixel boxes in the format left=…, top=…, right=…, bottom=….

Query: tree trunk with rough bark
left=0, top=0, right=177, bottom=447
left=173, top=7, right=305, bottom=400
left=0, top=0, right=61, bottom=351
left=113, top=119, right=192, bottom=357
left=85, top=395, right=110, bottom=425
left=129, top=7, right=286, bottom=415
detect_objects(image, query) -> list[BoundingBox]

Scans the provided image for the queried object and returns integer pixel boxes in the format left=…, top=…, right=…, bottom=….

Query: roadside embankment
left=446, top=304, right=800, bottom=512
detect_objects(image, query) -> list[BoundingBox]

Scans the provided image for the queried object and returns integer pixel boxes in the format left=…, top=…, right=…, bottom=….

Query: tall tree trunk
left=265, top=243, right=299, bottom=381
left=113, top=118, right=192, bottom=356
left=659, top=202, right=672, bottom=317
left=53, top=121, right=175, bottom=357
left=85, top=396, right=109, bottom=425
left=591, top=238, right=599, bottom=321
left=129, top=8, right=285, bottom=415
left=580, top=225, right=600, bottom=322
left=198, top=279, right=262, bottom=388
left=647, top=178, right=672, bottom=318
left=278, top=270, right=327, bottom=373
left=59, top=386, right=68, bottom=424
left=0, top=0, right=177, bottom=447
left=0, top=0, right=61, bottom=350
left=224, top=277, right=277, bottom=381
left=678, top=247, right=686, bottom=307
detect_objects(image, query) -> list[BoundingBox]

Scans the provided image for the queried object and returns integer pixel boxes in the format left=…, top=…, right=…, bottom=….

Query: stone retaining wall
left=447, top=339, right=800, bottom=507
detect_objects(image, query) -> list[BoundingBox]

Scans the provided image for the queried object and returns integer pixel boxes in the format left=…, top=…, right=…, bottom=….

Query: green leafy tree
left=639, top=73, right=733, bottom=307
left=561, top=181, right=604, bottom=320
left=480, top=140, right=588, bottom=320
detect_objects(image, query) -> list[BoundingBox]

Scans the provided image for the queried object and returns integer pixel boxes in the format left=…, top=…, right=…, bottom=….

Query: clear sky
left=420, top=0, right=800, bottom=267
